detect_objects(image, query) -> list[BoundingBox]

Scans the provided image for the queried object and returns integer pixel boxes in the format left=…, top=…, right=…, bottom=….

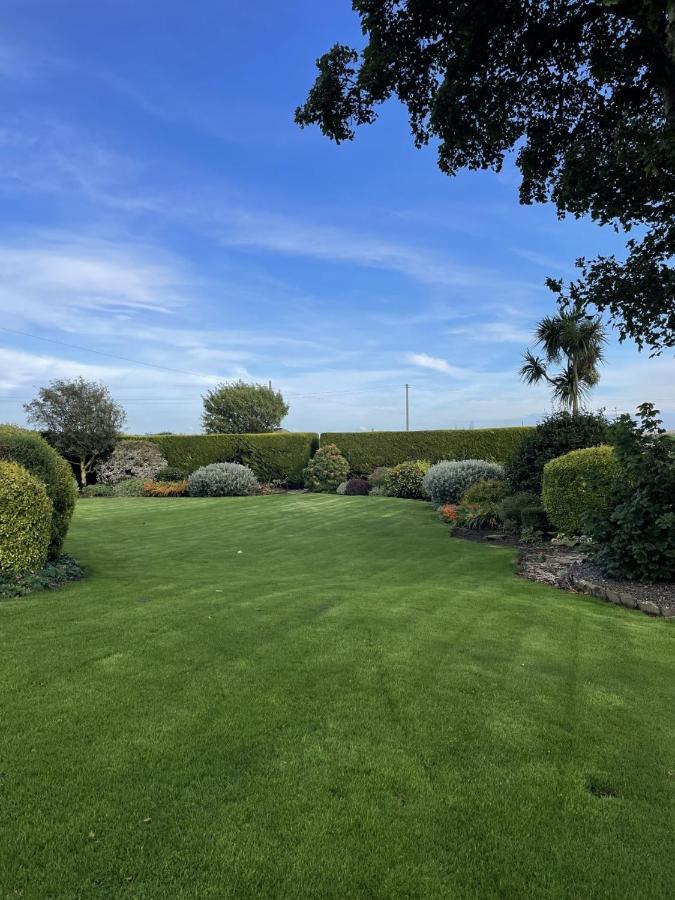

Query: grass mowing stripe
left=0, top=494, right=672, bottom=898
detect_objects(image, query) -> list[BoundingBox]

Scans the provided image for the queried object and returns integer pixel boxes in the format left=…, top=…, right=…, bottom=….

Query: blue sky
left=1, top=0, right=673, bottom=433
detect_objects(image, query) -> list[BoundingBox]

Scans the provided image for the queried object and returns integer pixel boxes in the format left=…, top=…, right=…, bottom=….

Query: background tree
left=296, top=1, right=675, bottom=353
left=24, top=378, right=126, bottom=486
left=202, top=381, right=289, bottom=434
left=520, top=301, right=606, bottom=415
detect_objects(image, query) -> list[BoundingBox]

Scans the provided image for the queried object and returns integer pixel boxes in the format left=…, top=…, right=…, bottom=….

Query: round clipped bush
left=345, top=477, right=370, bottom=496
left=98, top=440, right=168, bottom=485
left=0, top=461, right=52, bottom=574
left=461, top=478, right=508, bottom=504
left=188, top=462, right=259, bottom=497
left=0, top=424, right=76, bottom=559
left=154, top=465, right=187, bottom=482
left=112, top=478, right=147, bottom=497
left=542, top=445, right=624, bottom=536
left=384, top=460, right=430, bottom=499
left=303, top=444, right=349, bottom=493
left=423, top=459, right=504, bottom=506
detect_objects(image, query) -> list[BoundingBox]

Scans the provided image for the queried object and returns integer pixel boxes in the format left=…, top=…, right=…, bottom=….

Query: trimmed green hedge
left=321, top=427, right=533, bottom=474
left=120, top=433, right=319, bottom=486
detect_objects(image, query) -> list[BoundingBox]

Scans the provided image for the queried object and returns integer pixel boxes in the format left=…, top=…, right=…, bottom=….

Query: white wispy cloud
left=405, top=353, right=471, bottom=377
left=220, top=210, right=545, bottom=297
left=0, top=237, right=188, bottom=331
left=448, top=321, right=532, bottom=344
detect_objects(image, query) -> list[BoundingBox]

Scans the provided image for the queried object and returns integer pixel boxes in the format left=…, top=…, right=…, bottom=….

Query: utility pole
left=405, top=383, right=410, bottom=431
left=268, top=380, right=272, bottom=390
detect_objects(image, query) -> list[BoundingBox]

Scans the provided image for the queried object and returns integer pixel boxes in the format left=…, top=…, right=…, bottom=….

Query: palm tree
left=520, top=301, right=606, bottom=416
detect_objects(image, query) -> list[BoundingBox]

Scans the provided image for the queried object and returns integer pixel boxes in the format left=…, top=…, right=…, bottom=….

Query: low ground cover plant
left=542, top=445, right=624, bottom=536
left=0, top=554, right=83, bottom=599
left=384, top=460, right=430, bottom=499
left=423, top=459, right=504, bottom=506
left=0, top=460, right=52, bottom=575
left=188, top=462, right=259, bottom=497
left=143, top=480, right=188, bottom=497
left=80, top=484, right=114, bottom=498
left=112, top=478, right=147, bottom=497
left=303, top=444, right=349, bottom=492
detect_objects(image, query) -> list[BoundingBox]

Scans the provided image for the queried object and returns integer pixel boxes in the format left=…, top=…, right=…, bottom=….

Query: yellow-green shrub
left=384, top=460, right=430, bottom=499
left=0, top=425, right=76, bottom=558
left=542, top=445, right=624, bottom=536
left=0, top=461, right=52, bottom=574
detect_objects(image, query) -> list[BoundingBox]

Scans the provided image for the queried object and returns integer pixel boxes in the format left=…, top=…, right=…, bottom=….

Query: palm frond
left=519, top=350, right=550, bottom=385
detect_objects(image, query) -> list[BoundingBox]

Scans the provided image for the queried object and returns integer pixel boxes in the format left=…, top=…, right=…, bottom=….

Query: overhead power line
left=0, top=326, right=215, bottom=380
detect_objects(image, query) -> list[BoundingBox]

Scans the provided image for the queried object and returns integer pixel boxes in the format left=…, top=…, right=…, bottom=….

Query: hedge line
left=321, top=427, right=533, bottom=474
left=121, top=433, right=319, bottom=486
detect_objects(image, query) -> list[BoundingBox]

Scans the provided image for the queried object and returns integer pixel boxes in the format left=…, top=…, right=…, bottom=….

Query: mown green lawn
left=1, top=495, right=673, bottom=899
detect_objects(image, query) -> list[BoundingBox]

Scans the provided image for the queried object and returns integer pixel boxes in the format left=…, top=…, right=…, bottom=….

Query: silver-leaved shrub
left=187, top=462, right=259, bottom=497
left=423, top=460, right=505, bottom=506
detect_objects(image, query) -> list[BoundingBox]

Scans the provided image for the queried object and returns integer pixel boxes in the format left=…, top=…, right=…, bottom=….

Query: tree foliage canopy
left=24, top=378, right=126, bottom=484
left=296, top=0, right=675, bottom=352
left=202, top=381, right=289, bottom=434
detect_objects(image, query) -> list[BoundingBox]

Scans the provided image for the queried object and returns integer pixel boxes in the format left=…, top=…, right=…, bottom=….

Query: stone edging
left=563, top=570, right=674, bottom=619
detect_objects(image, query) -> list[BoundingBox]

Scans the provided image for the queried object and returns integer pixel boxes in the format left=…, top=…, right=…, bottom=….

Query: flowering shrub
left=98, top=440, right=167, bottom=485
left=384, top=460, right=430, bottom=499
left=303, top=444, right=349, bottom=492
left=439, top=503, right=460, bottom=523
left=143, top=480, right=188, bottom=497
left=188, top=462, right=259, bottom=497
left=423, top=460, right=504, bottom=506
left=345, top=477, right=370, bottom=495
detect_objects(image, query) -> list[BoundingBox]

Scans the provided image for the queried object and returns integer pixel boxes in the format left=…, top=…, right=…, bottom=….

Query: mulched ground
left=451, top=528, right=675, bottom=618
